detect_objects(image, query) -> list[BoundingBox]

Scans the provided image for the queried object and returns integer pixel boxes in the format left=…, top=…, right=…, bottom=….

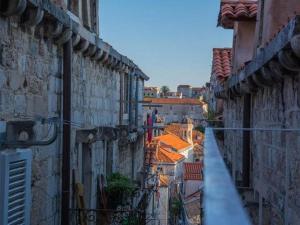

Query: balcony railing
left=69, top=208, right=144, bottom=225
left=203, top=128, right=252, bottom=225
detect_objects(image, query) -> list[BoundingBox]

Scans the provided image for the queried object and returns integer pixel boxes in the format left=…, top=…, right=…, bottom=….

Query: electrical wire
left=211, top=127, right=300, bottom=132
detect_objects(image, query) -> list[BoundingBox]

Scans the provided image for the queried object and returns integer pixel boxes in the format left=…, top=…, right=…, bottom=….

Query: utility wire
left=211, top=127, right=300, bottom=132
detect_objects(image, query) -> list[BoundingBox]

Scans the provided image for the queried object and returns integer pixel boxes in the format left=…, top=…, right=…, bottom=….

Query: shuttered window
left=0, top=149, right=32, bottom=225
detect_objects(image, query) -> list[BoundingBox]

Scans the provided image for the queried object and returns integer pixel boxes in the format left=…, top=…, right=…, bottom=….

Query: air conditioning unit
left=0, top=149, right=32, bottom=225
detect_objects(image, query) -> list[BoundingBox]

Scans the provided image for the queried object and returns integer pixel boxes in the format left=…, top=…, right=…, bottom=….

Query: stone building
left=177, top=85, right=192, bottom=98
left=144, top=86, right=160, bottom=98
left=144, top=141, right=183, bottom=225
left=143, top=97, right=207, bottom=126
left=191, top=87, right=205, bottom=99
left=212, top=0, right=300, bottom=224
left=0, top=1, right=148, bottom=225
left=165, top=91, right=183, bottom=99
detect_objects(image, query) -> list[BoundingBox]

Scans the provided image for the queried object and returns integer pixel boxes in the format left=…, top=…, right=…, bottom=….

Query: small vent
left=0, top=149, right=32, bottom=225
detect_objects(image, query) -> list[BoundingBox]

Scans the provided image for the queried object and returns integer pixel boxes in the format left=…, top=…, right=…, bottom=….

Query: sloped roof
left=145, top=141, right=185, bottom=167
left=164, top=124, right=181, bottom=137
left=159, top=175, right=170, bottom=187
left=157, top=146, right=185, bottom=163
left=144, top=142, right=158, bottom=167
left=218, top=0, right=258, bottom=29
left=155, top=133, right=191, bottom=152
left=212, top=48, right=232, bottom=82
left=184, top=163, right=202, bottom=180
left=144, top=97, right=204, bottom=106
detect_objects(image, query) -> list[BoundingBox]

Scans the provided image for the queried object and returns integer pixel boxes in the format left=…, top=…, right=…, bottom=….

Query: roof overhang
left=217, top=0, right=258, bottom=29
left=214, top=16, right=300, bottom=99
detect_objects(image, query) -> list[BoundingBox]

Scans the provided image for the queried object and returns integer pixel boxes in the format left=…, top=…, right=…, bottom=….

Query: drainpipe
left=242, top=93, right=251, bottom=187
left=119, top=74, right=124, bottom=125
left=61, top=39, right=72, bottom=225
left=128, top=72, right=133, bottom=131
left=135, top=75, right=139, bottom=128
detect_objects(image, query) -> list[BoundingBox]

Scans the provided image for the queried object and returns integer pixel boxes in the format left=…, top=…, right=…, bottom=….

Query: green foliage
left=195, top=125, right=205, bottom=134
left=204, top=108, right=215, bottom=121
left=170, top=197, right=182, bottom=216
left=161, top=86, right=170, bottom=97
left=121, top=215, right=139, bottom=225
left=106, top=173, right=135, bottom=196
left=106, top=173, right=135, bottom=208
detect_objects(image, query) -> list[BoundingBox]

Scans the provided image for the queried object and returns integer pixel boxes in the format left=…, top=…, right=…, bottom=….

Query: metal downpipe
left=61, top=39, right=72, bottom=225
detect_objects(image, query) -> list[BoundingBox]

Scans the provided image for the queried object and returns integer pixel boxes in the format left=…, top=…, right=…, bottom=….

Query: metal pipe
left=3, top=124, right=58, bottom=147
left=61, top=39, right=72, bottom=225
left=242, top=94, right=251, bottom=187
left=119, top=74, right=124, bottom=125
left=128, top=72, right=133, bottom=131
left=135, top=75, right=139, bottom=128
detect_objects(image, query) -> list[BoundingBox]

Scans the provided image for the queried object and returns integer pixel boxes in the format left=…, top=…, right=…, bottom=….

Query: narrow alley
left=0, top=1, right=300, bottom=225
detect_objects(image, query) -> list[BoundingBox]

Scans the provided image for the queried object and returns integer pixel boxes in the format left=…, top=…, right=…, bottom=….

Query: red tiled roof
left=144, top=141, right=185, bottom=167
left=157, top=146, right=185, bottom=163
left=144, top=98, right=204, bottom=106
left=164, top=124, right=181, bottom=138
left=159, top=175, right=170, bottom=187
left=184, top=163, right=202, bottom=180
left=144, top=141, right=159, bottom=167
left=212, top=48, right=232, bottom=82
left=155, top=133, right=191, bottom=152
left=218, top=0, right=258, bottom=29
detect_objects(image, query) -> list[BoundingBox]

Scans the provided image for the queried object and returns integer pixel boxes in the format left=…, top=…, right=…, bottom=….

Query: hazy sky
left=100, top=0, right=233, bottom=91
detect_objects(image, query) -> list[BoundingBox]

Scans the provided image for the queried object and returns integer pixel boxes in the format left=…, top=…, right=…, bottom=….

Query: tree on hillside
left=160, top=86, right=170, bottom=97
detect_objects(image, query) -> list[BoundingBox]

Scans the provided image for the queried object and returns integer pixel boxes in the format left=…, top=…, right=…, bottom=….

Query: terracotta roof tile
left=212, top=48, right=232, bottom=82
left=159, top=175, right=170, bottom=187
left=164, top=124, right=181, bottom=137
left=157, top=146, right=185, bottom=163
left=184, top=162, right=202, bottom=180
left=155, top=134, right=191, bottom=152
left=144, top=141, right=185, bottom=167
left=144, top=98, right=204, bottom=106
left=144, top=141, right=159, bottom=167
left=218, top=0, right=258, bottom=29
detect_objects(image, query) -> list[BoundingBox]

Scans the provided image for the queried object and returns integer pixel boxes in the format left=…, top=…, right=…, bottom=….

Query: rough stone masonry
left=0, top=1, right=148, bottom=225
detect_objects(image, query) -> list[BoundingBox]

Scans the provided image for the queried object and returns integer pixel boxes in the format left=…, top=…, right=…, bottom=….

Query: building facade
left=212, top=0, right=300, bottom=225
left=144, top=86, right=160, bottom=98
left=177, top=85, right=192, bottom=98
left=0, top=1, right=148, bottom=225
left=143, top=98, right=207, bottom=126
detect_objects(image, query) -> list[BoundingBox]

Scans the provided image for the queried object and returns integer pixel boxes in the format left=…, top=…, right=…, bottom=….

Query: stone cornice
left=0, top=0, right=149, bottom=80
left=215, top=15, right=300, bottom=99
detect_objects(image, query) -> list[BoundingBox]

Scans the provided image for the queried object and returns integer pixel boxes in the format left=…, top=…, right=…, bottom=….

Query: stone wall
left=0, top=16, right=62, bottom=225
left=223, top=97, right=244, bottom=183
left=251, top=76, right=300, bottom=225
left=0, top=7, right=147, bottom=225
left=223, top=75, right=300, bottom=225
